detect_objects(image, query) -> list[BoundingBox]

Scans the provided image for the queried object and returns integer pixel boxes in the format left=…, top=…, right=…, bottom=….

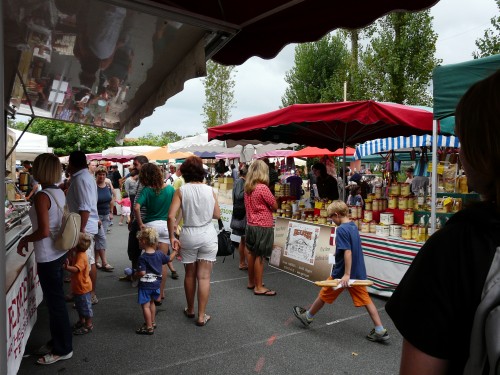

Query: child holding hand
left=115, top=193, right=131, bottom=225
left=134, top=227, right=177, bottom=335
left=292, top=200, right=389, bottom=342
left=63, top=233, right=93, bottom=335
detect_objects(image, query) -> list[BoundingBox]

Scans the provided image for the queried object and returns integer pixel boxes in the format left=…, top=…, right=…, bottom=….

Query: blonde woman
left=244, top=160, right=278, bottom=296
left=17, top=153, right=73, bottom=364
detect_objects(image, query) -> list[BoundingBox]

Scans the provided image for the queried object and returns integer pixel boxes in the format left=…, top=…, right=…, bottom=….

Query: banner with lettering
left=6, top=253, right=43, bottom=375
left=270, top=217, right=334, bottom=282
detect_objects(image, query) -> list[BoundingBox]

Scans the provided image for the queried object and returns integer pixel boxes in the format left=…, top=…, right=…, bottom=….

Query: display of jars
left=388, top=195, right=397, bottom=209
left=404, top=209, right=414, bottom=225
left=398, top=196, right=408, bottom=210
left=400, top=183, right=411, bottom=196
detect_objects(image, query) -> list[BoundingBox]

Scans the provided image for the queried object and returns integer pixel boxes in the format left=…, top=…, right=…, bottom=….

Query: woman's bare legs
left=196, top=260, right=213, bottom=324
left=238, top=237, right=247, bottom=269
left=158, top=243, right=169, bottom=300
left=184, top=262, right=197, bottom=315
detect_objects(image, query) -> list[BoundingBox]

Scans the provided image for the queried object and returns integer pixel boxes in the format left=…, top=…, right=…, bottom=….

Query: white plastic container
left=380, top=213, right=394, bottom=225
left=375, top=225, right=390, bottom=237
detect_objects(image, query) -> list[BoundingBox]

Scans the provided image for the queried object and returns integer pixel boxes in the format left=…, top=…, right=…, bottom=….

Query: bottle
left=426, top=215, right=434, bottom=238
left=417, top=216, right=427, bottom=242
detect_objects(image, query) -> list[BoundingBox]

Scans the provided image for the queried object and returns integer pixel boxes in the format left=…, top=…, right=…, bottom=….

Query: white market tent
left=101, top=145, right=161, bottom=156
left=8, top=127, right=53, bottom=161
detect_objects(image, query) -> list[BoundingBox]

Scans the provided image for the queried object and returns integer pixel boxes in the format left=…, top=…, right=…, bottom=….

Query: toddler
left=115, top=193, right=131, bottom=225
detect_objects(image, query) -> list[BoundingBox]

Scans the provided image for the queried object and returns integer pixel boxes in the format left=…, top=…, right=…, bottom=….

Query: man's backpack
left=464, top=246, right=500, bottom=375
left=44, top=190, right=81, bottom=251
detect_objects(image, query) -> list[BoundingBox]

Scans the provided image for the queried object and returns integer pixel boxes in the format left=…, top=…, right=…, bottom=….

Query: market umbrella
left=209, top=101, right=434, bottom=198
left=143, top=146, right=193, bottom=162
left=289, top=146, right=356, bottom=158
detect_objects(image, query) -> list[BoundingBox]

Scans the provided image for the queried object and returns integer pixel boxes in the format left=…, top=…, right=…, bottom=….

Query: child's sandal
left=136, top=325, right=154, bottom=335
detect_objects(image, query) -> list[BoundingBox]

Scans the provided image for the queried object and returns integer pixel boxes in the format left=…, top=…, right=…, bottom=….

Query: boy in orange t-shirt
left=63, top=233, right=93, bottom=335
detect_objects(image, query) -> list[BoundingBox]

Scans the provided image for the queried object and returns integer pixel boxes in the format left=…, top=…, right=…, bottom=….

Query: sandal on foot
left=72, top=321, right=84, bottom=330
left=239, top=266, right=248, bottom=270
left=34, top=342, right=53, bottom=356
left=183, top=307, right=195, bottom=318
left=37, top=351, right=73, bottom=365
left=154, top=299, right=162, bottom=306
left=254, top=289, right=277, bottom=296
left=136, top=325, right=154, bottom=335
left=96, top=262, right=102, bottom=269
left=196, top=314, right=211, bottom=326
left=103, top=263, right=114, bottom=272
left=73, top=325, right=93, bottom=335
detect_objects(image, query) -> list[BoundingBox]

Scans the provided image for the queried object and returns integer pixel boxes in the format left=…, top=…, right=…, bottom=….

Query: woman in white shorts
left=168, top=156, right=220, bottom=327
left=135, top=163, right=176, bottom=302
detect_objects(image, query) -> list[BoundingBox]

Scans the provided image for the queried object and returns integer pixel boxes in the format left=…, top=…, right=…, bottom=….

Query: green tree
left=359, top=11, right=440, bottom=105
left=10, top=118, right=119, bottom=155
left=281, top=33, right=350, bottom=106
left=202, top=60, right=236, bottom=129
left=473, top=0, right=500, bottom=58
left=127, top=131, right=182, bottom=146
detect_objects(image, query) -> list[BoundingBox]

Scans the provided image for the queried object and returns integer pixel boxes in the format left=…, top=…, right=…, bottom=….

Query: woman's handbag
left=217, top=219, right=234, bottom=257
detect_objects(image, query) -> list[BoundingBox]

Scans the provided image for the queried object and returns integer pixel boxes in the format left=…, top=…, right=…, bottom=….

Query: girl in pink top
left=115, top=195, right=131, bottom=225
left=244, top=160, right=278, bottom=297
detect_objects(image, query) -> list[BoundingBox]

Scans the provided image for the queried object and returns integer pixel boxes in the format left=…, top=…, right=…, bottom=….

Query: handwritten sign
left=6, top=253, right=43, bottom=375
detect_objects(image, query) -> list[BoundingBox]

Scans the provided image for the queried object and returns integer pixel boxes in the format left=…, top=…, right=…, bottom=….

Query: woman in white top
left=168, top=156, right=220, bottom=327
left=17, top=153, right=73, bottom=365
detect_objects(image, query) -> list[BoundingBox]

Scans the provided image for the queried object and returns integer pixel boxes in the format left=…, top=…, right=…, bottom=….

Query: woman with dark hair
left=17, top=153, right=73, bottom=365
left=134, top=163, right=176, bottom=302
left=230, top=164, right=248, bottom=270
left=168, top=156, right=220, bottom=326
left=312, top=162, right=339, bottom=201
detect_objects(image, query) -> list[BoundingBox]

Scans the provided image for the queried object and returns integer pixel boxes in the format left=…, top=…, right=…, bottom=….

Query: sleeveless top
left=28, top=188, right=66, bottom=263
left=180, top=184, right=215, bottom=228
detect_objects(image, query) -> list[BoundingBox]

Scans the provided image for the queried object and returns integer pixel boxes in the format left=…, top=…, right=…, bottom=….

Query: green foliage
left=473, top=0, right=500, bottom=58
left=126, top=131, right=182, bottom=146
left=202, top=60, right=236, bottom=129
left=10, top=118, right=119, bottom=155
left=359, top=11, right=440, bottom=105
left=281, top=33, right=350, bottom=106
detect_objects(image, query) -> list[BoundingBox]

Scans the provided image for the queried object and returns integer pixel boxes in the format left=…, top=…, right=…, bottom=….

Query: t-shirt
left=316, top=174, right=339, bottom=201
left=385, top=203, right=500, bottom=374
left=135, top=185, right=175, bottom=223
left=96, top=185, right=113, bottom=215
left=244, top=183, right=276, bottom=227
left=286, top=175, right=303, bottom=199
left=111, top=170, right=122, bottom=188
left=71, top=251, right=92, bottom=295
left=173, top=176, right=184, bottom=190
left=137, top=251, right=171, bottom=290
left=332, top=221, right=366, bottom=279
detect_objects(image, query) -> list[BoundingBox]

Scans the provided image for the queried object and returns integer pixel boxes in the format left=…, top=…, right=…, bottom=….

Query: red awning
left=289, top=146, right=356, bottom=158
left=209, top=101, right=434, bottom=151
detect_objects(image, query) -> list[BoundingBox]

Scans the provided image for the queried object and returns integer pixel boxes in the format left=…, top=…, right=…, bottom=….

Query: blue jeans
left=37, top=254, right=73, bottom=356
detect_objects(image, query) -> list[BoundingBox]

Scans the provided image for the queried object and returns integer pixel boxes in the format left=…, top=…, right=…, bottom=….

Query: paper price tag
left=328, top=253, right=336, bottom=264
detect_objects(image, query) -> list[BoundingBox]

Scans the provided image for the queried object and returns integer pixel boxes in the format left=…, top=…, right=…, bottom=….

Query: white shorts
left=86, top=235, right=95, bottom=265
left=121, top=206, right=131, bottom=215
left=145, top=220, right=170, bottom=244
left=179, top=224, right=218, bottom=263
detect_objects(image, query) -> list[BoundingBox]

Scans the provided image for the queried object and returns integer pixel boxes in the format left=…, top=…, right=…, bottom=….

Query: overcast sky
left=129, top=0, right=498, bottom=139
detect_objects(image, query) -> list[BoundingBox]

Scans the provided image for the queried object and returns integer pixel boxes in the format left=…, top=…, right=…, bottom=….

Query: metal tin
left=369, top=220, right=377, bottom=233
left=380, top=212, right=394, bottom=225
left=364, top=210, right=373, bottom=222
left=411, top=224, right=419, bottom=240
left=402, top=225, right=412, bottom=240
left=404, top=209, right=414, bottom=225
left=388, top=195, right=398, bottom=209
left=390, top=184, right=401, bottom=196
left=375, top=224, right=390, bottom=237
left=400, top=183, right=411, bottom=196
left=348, top=205, right=358, bottom=219
left=374, top=187, right=382, bottom=199
left=390, top=224, right=402, bottom=238
left=398, top=196, right=408, bottom=210
left=365, top=201, right=372, bottom=211
left=372, top=199, right=380, bottom=212
left=361, top=221, right=370, bottom=233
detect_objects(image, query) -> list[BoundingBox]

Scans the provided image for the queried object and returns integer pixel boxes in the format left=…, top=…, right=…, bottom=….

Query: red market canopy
left=289, top=146, right=356, bottom=158
left=209, top=101, right=435, bottom=151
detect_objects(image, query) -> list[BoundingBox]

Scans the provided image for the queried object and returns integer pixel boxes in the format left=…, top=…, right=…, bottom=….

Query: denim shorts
left=74, top=292, right=93, bottom=318
left=138, top=288, right=160, bottom=305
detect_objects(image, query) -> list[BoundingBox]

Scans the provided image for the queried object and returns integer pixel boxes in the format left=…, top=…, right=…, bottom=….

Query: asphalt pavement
left=19, top=221, right=403, bottom=375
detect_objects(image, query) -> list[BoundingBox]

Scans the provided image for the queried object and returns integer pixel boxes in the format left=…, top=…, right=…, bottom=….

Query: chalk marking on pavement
left=129, top=308, right=383, bottom=375
left=97, top=271, right=283, bottom=301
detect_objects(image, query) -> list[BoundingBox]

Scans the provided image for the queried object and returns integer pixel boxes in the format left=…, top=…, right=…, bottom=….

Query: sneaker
left=292, top=306, right=313, bottom=327
left=366, top=328, right=390, bottom=342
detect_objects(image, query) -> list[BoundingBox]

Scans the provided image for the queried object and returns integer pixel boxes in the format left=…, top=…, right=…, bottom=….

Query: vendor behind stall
left=312, top=162, right=339, bottom=201
left=21, top=160, right=39, bottom=202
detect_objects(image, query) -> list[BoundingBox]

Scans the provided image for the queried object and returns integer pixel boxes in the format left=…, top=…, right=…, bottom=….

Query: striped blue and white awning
left=355, top=135, right=460, bottom=160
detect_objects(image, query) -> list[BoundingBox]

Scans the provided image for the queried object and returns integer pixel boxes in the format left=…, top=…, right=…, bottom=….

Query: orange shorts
left=319, top=277, right=372, bottom=307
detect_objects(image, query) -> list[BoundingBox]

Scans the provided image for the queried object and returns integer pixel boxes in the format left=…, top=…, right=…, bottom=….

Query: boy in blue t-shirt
left=134, top=227, right=177, bottom=335
left=292, top=200, right=389, bottom=342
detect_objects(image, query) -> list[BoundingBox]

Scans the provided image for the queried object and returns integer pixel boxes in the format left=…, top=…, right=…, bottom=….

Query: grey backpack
left=464, top=247, right=500, bottom=375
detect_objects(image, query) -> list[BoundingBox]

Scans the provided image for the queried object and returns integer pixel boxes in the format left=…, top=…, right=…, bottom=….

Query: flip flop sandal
left=254, top=289, right=277, bottom=296
left=195, top=314, right=211, bottom=327
left=154, top=300, right=162, bottom=306
left=73, top=325, right=93, bottom=335
left=37, top=351, right=73, bottom=365
left=96, top=263, right=102, bottom=269
left=183, top=308, right=195, bottom=318
left=136, top=325, right=154, bottom=335
left=103, top=263, right=114, bottom=272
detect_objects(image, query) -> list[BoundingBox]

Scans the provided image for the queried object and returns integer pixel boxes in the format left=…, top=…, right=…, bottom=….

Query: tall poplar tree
left=202, top=60, right=236, bottom=129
